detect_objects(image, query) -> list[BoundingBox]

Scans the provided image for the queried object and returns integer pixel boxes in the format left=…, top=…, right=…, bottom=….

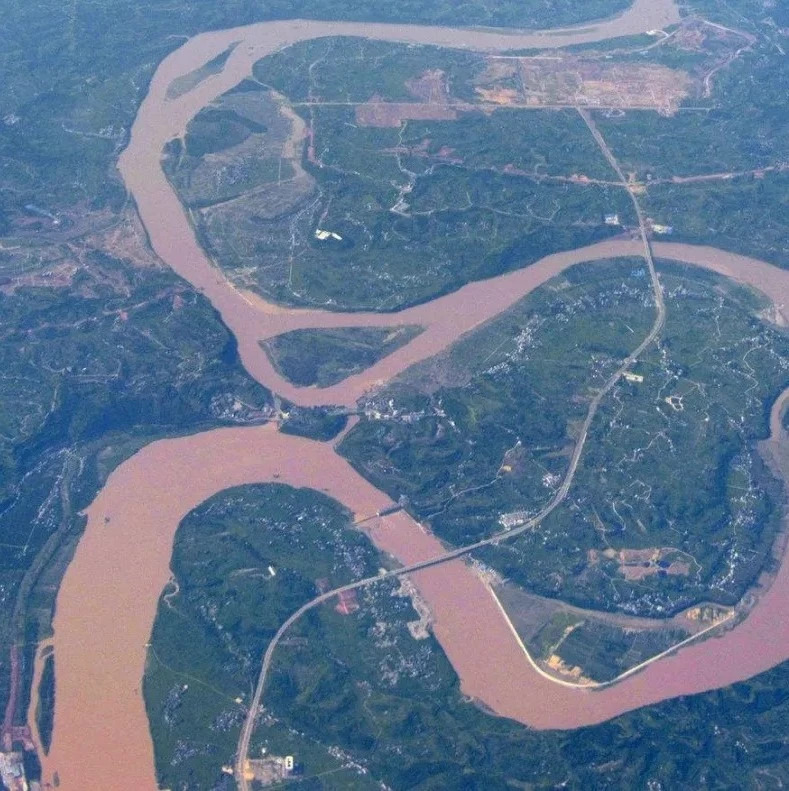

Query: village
left=0, top=750, right=39, bottom=791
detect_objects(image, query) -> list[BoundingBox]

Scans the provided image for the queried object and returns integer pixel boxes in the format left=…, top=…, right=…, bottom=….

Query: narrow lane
left=236, top=114, right=673, bottom=788
left=39, top=4, right=789, bottom=788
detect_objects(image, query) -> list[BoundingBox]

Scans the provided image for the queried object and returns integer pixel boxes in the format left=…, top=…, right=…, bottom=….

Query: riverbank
left=40, top=4, right=789, bottom=789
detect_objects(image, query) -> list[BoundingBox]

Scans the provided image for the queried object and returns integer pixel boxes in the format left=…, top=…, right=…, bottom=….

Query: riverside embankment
left=40, top=3, right=789, bottom=788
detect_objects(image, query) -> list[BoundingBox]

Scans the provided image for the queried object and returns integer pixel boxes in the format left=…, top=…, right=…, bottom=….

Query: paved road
left=235, top=113, right=668, bottom=788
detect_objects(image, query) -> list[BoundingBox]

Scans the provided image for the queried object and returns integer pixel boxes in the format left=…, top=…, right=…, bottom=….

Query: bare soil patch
left=477, top=57, right=691, bottom=114
left=355, top=101, right=458, bottom=127
left=590, top=546, right=695, bottom=580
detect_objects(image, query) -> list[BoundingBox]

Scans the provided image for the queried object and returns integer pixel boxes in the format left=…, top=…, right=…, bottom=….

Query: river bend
left=41, top=4, right=789, bottom=789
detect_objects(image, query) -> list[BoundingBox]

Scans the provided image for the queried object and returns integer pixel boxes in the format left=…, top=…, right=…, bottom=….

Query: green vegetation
left=147, top=481, right=789, bottom=790
left=395, top=108, right=620, bottom=179
left=593, top=107, right=788, bottom=181
left=533, top=611, right=688, bottom=682
left=590, top=26, right=789, bottom=181
left=166, top=45, right=236, bottom=100
left=0, top=0, right=673, bottom=741
left=293, top=117, right=629, bottom=309
left=0, top=250, right=271, bottom=550
left=166, top=39, right=633, bottom=310
left=585, top=21, right=789, bottom=269
left=5, top=0, right=789, bottom=778
left=560, top=32, right=658, bottom=53
left=595, top=109, right=789, bottom=181
left=643, top=171, right=789, bottom=269
left=341, top=261, right=789, bottom=616
left=487, top=263, right=788, bottom=614
left=594, top=112, right=730, bottom=179
left=341, top=258, right=654, bottom=543
left=551, top=618, right=687, bottom=681
left=35, top=653, right=55, bottom=754
left=279, top=405, right=348, bottom=440
left=174, top=93, right=632, bottom=309
left=0, top=0, right=632, bottom=232
left=252, top=38, right=486, bottom=104
left=144, top=483, right=382, bottom=789
left=263, top=325, right=423, bottom=387
left=253, top=36, right=618, bottom=176
left=495, top=583, right=696, bottom=683
left=162, top=86, right=296, bottom=209
left=0, top=244, right=272, bottom=722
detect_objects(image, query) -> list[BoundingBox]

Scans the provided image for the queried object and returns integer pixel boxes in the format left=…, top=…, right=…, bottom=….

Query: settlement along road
left=41, top=3, right=789, bottom=790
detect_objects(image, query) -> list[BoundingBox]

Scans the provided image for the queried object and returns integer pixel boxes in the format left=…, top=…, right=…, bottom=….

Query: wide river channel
left=38, top=2, right=789, bottom=788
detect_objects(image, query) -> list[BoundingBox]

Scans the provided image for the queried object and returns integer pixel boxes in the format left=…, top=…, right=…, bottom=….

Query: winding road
left=38, top=3, right=789, bottom=790
left=234, top=79, right=675, bottom=791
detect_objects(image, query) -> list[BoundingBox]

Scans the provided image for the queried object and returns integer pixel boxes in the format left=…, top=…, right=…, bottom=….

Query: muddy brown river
left=38, top=3, right=789, bottom=789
